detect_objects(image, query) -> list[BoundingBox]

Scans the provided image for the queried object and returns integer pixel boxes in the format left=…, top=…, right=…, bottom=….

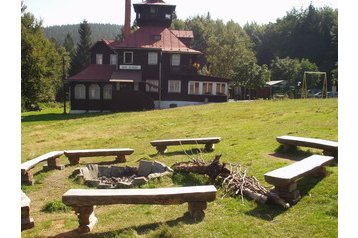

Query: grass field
left=21, top=99, right=338, bottom=238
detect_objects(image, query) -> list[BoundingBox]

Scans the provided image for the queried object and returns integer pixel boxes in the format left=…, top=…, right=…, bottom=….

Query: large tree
left=270, top=57, right=319, bottom=90
left=21, top=4, right=65, bottom=110
left=70, top=20, right=92, bottom=76
left=244, top=4, right=338, bottom=85
left=63, top=33, right=75, bottom=57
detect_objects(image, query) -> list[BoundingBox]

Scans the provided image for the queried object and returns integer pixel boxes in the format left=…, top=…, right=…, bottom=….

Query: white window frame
left=203, top=82, right=213, bottom=95
left=216, top=83, right=227, bottom=95
left=89, top=84, right=100, bottom=100
left=171, top=54, right=181, bottom=66
left=123, top=51, right=133, bottom=64
left=188, top=81, right=200, bottom=95
left=110, top=54, right=118, bottom=65
left=148, top=52, right=158, bottom=65
left=145, top=80, right=159, bottom=92
left=168, top=80, right=181, bottom=93
left=74, top=84, right=86, bottom=99
left=96, top=54, right=103, bottom=64
left=103, top=84, right=112, bottom=100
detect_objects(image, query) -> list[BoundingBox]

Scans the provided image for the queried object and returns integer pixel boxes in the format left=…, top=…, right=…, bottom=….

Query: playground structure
left=301, top=71, right=328, bottom=99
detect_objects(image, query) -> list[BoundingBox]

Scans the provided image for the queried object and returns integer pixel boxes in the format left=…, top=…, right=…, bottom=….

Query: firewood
left=172, top=155, right=290, bottom=209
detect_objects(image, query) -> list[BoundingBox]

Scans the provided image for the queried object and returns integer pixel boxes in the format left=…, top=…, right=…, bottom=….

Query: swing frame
left=301, top=71, right=327, bottom=98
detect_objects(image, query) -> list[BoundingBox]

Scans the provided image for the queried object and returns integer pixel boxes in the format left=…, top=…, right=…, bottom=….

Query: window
left=165, top=14, right=172, bottom=19
left=103, top=84, right=112, bottom=100
left=188, top=81, right=200, bottom=95
left=148, top=52, right=158, bottom=65
left=89, top=84, right=100, bottom=100
left=123, top=51, right=133, bottom=64
left=145, top=80, right=159, bottom=92
left=216, top=83, right=227, bottom=95
left=168, top=80, right=181, bottom=93
left=110, top=54, right=117, bottom=65
left=74, top=84, right=86, bottom=99
left=134, top=82, right=139, bottom=91
left=203, top=82, right=213, bottom=95
left=171, top=54, right=180, bottom=66
left=96, top=54, right=103, bottom=64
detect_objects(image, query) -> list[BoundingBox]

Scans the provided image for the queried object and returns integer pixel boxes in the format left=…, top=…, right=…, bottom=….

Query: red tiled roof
left=171, top=30, right=194, bottom=39
left=109, top=26, right=201, bottom=54
left=68, top=64, right=116, bottom=82
left=102, top=39, right=115, bottom=45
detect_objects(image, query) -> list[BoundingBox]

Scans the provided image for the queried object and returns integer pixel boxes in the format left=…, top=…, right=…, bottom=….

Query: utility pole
left=158, top=51, right=162, bottom=109
left=62, top=56, right=67, bottom=114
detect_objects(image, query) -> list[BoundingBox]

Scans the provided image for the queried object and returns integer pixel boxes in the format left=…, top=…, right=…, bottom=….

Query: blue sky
left=24, top=0, right=338, bottom=27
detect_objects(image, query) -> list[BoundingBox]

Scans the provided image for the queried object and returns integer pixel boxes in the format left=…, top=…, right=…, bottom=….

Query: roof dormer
left=133, top=0, right=176, bottom=27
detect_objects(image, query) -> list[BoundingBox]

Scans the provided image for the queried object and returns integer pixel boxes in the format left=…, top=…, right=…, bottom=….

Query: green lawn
left=21, top=99, right=338, bottom=238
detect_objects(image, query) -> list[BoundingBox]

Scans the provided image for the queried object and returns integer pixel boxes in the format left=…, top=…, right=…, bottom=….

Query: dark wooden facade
left=68, top=0, right=229, bottom=113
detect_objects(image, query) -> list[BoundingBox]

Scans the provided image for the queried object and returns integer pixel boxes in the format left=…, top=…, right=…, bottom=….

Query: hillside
left=44, top=23, right=123, bottom=46
left=21, top=99, right=338, bottom=238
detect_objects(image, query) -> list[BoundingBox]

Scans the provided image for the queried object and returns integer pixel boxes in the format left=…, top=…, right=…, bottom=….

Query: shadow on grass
left=246, top=175, right=326, bottom=221
left=149, top=148, right=208, bottom=158
left=50, top=212, right=196, bottom=238
left=21, top=112, right=109, bottom=123
left=171, top=172, right=209, bottom=186
left=270, top=145, right=315, bottom=161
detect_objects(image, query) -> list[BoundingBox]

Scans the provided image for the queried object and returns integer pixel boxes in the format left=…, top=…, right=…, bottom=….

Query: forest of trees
left=171, top=5, right=338, bottom=92
left=21, top=3, right=338, bottom=111
left=45, top=23, right=123, bottom=46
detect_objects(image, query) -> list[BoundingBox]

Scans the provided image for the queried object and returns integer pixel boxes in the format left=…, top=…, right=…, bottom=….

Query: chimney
left=124, top=0, right=131, bottom=39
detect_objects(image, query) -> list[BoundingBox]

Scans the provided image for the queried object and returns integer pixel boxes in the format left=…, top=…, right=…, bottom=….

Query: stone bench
left=64, top=148, right=134, bottom=165
left=62, top=185, right=217, bottom=233
left=276, top=135, right=338, bottom=157
left=264, top=154, right=334, bottom=204
left=21, top=151, right=64, bottom=185
left=150, top=137, right=221, bottom=153
left=21, top=191, right=34, bottom=231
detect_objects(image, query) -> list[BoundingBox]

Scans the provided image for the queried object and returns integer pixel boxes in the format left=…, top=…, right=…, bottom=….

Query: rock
left=86, top=164, right=99, bottom=179
left=138, top=160, right=153, bottom=177
left=85, top=179, right=100, bottom=187
left=132, top=177, right=148, bottom=186
left=98, top=165, right=111, bottom=177
left=110, top=166, right=126, bottom=177
left=151, top=161, right=166, bottom=173
left=152, top=161, right=173, bottom=173
left=116, top=181, right=133, bottom=188
left=97, top=183, right=113, bottom=189
left=147, top=171, right=172, bottom=180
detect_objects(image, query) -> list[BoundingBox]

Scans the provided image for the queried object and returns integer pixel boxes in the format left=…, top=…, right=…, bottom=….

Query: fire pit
left=72, top=160, right=173, bottom=188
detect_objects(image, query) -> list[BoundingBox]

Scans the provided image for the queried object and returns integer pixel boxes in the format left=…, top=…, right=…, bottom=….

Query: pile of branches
left=172, top=155, right=289, bottom=208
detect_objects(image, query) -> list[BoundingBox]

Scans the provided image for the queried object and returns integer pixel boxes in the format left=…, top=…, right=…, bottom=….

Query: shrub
left=42, top=200, right=71, bottom=213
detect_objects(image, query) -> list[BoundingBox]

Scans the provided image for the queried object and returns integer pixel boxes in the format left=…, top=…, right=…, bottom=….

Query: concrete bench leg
left=156, top=145, right=167, bottom=154
left=43, top=157, right=65, bottom=171
left=21, top=205, right=34, bottom=230
left=74, top=205, right=98, bottom=233
left=204, top=143, right=214, bottom=152
left=21, top=171, right=34, bottom=185
left=188, top=201, right=207, bottom=222
left=115, top=155, right=126, bottom=163
left=311, top=166, right=328, bottom=177
left=282, top=144, right=297, bottom=152
left=323, top=149, right=338, bottom=158
left=68, top=156, right=80, bottom=165
left=272, top=182, right=301, bottom=205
